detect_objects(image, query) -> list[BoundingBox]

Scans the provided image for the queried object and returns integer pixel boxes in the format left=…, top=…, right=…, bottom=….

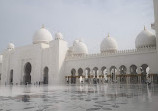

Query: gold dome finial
left=41, top=24, right=45, bottom=28
left=144, top=25, right=146, bottom=30
left=108, top=33, right=110, bottom=37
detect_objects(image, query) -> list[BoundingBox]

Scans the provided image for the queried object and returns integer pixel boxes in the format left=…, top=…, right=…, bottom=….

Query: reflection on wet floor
left=22, top=95, right=30, bottom=102
left=0, top=84, right=158, bottom=111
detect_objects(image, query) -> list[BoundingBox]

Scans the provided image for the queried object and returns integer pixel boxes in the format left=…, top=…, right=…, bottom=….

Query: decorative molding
left=66, top=47, right=156, bottom=61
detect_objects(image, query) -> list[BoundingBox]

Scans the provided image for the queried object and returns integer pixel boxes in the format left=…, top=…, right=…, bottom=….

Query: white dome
left=55, top=32, right=63, bottom=40
left=0, top=55, right=2, bottom=63
left=100, top=34, right=118, bottom=53
left=7, top=43, right=15, bottom=49
left=72, top=40, right=88, bottom=55
left=135, top=28, right=156, bottom=49
left=33, top=26, right=53, bottom=44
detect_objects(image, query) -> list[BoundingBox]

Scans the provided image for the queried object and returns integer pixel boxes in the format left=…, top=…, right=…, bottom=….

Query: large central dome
left=33, top=26, right=53, bottom=44
left=100, top=34, right=118, bottom=53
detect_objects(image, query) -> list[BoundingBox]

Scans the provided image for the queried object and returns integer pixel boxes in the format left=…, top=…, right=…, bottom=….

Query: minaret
left=153, top=0, right=158, bottom=51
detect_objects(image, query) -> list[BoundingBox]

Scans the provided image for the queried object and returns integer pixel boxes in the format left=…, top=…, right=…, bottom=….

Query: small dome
left=7, top=43, right=15, bottom=49
left=55, top=32, right=63, bottom=40
left=33, top=25, right=53, bottom=44
left=0, top=55, right=3, bottom=63
left=135, top=27, right=156, bottom=49
left=72, top=40, right=88, bottom=55
left=100, top=34, right=118, bottom=53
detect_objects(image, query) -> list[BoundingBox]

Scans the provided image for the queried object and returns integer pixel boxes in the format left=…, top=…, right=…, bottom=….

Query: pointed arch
left=130, top=65, right=138, bottom=83
left=71, top=68, right=76, bottom=84
left=78, top=68, right=83, bottom=76
left=119, top=65, right=127, bottom=74
left=85, top=67, right=90, bottom=76
left=110, top=66, right=117, bottom=82
left=43, top=66, right=49, bottom=84
left=23, top=62, right=32, bottom=84
left=101, top=66, right=107, bottom=75
left=93, top=67, right=98, bottom=78
left=130, top=65, right=137, bottom=74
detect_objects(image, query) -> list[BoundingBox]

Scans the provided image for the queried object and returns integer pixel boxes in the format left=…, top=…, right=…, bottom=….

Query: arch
left=130, top=65, right=138, bottom=83
left=85, top=67, right=90, bottom=76
left=130, top=65, right=137, bottom=74
left=85, top=67, right=91, bottom=83
left=141, top=64, right=149, bottom=83
left=93, top=67, right=98, bottom=77
left=71, top=68, right=76, bottom=76
left=43, top=67, right=49, bottom=84
left=119, top=65, right=127, bottom=83
left=10, top=69, right=13, bottom=84
left=71, top=68, right=76, bottom=84
left=110, top=66, right=117, bottom=82
left=119, top=65, right=127, bottom=74
left=23, top=62, right=32, bottom=84
left=110, top=66, right=117, bottom=74
left=141, top=64, right=148, bottom=75
left=101, top=66, right=107, bottom=75
left=78, top=68, right=83, bottom=76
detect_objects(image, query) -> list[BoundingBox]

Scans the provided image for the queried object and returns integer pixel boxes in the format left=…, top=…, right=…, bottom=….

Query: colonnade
left=65, top=64, right=158, bottom=84
left=65, top=74, right=158, bottom=84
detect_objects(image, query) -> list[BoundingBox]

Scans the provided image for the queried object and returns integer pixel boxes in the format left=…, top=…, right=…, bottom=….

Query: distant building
left=0, top=0, right=158, bottom=85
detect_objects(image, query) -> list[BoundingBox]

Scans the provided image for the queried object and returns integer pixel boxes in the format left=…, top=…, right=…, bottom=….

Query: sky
left=0, top=0, right=154, bottom=53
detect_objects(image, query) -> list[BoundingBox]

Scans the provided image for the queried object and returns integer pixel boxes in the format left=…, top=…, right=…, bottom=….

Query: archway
left=43, top=67, right=49, bottom=84
left=85, top=67, right=90, bottom=83
left=92, top=67, right=99, bottom=84
left=110, top=66, right=117, bottom=82
left=101, top=66, right=107, bottom=83
left=141, top=64, right=148, bottom=75
left=101, top=66, right=107, bottom=75
left=130, top=65, right=138, bottom=83
left=71, top=68, right=76, bottom=84
left=130, top=65, right=137, bottom=74
left=85, top=67, right=90, bottom=77
left=23, top=62, right=32, bottom=84
left=141, top=64, right=148, bottom=83
left=93, top=67, right=98, bottom=78
left=10, top=69, right=13, bottom=84
left=119, top=65, right=126, bottom=74
left=119, top=65, right=126, bottom=83
left=78, top=68, right=83, bottom=76
left=78, top=68, right=83, bottom=83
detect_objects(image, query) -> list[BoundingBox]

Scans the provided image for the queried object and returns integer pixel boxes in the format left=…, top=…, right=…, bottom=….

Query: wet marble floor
left=0, top=84, right=158, bottom=111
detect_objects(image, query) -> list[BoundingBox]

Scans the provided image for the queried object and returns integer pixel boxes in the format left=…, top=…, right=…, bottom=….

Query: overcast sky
left=0, top=0, right=154, bottom=53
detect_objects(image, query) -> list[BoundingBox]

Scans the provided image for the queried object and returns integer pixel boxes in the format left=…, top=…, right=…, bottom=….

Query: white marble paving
left=0, top=84, right=158, bottom=111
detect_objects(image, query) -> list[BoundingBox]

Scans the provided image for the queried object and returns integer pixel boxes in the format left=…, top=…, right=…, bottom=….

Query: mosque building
left=0, top=0, right=158, bottom=85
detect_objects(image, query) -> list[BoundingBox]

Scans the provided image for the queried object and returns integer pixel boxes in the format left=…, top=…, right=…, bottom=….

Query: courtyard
left=0, top=84, right=158, bottom=111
